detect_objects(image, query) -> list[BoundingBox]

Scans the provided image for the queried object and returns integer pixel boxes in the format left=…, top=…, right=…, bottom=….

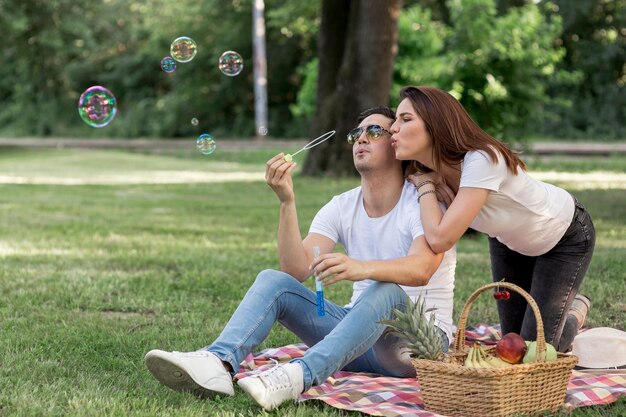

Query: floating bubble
left=196, top=133, right=216, bottom=155
left=191, top=117, right=199, bottom=126
left=161, top=56, right=177, bottom=73
left=77, top=86, right=117, bottom=128
left=258, top=126, right=268, bottom=136
left=170, top=36, right=197, bottom=63
left=218, top=50, right=244, bottom=76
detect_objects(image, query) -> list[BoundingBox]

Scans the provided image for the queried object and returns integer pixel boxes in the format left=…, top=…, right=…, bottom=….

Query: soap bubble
left=196, top=133, right=216, bottom=155
left=258, top=126, right=268, bottom=136
left=170, top=36, right=197, bottom=63
left=218, top=50, right=244, bottom=76
left=77, top=86, right=117, bottom=128
left=161, top=56, right=177, bottom=73
left=191, top=117, right=199, bottom=126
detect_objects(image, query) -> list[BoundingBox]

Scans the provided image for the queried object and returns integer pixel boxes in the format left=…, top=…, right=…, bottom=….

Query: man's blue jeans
left=489, top=198, right=595, bottom=352
left=205, top=269, right=448, bottom=390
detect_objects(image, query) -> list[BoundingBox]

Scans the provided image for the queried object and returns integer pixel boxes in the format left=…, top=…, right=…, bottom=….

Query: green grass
left=521, top=154, right=626, bottom=173
left=0, top=147, right=624, bottom=416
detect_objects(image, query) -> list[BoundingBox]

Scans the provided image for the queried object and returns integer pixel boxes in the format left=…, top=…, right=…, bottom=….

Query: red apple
left=496, top=332, right=527, bottom=364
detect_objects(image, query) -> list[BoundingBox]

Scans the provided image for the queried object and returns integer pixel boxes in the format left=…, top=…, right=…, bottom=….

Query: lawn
left=0, top=146, right=624, bottom=416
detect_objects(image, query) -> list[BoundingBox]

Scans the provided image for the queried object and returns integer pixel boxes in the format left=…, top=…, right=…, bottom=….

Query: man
left=144, top=107, right=456, bottom=411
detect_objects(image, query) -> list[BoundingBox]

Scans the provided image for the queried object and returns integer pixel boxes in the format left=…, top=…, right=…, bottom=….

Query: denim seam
left=222, top=288, right=327, bottom=369
left=316, top=300, right=406, bottom=382
left=579, top=211, right=591, bottom=241
left=549, top=217, right=590, bottom=342
left=224, top=288, right=283, bottom=366
left=291, top=358, right=314, bottom=390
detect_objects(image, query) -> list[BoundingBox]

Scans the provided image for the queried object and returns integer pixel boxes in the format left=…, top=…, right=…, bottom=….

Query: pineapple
left=379, top=295, right=445, bottom=360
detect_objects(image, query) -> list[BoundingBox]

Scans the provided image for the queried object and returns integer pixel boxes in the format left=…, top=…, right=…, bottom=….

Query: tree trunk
left=302, top=0, right=402, bottom=177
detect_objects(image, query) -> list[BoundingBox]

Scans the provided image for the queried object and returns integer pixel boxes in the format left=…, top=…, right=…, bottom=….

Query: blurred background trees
left=302, top=0, right=402, bottom=176
left=0, top=0, right=623, bottom=147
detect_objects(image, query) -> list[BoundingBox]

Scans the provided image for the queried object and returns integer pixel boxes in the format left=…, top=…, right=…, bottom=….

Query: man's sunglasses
left=346, top=124, right=392, bottom=145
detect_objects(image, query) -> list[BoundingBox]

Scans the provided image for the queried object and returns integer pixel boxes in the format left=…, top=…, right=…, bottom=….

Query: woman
left=390, top=86, right=595, bottom=352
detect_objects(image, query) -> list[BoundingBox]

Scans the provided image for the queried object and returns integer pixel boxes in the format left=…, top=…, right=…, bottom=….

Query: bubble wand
left=283, top=130, right=336, bottom=162
left=312, top=246, right=325, bottom=317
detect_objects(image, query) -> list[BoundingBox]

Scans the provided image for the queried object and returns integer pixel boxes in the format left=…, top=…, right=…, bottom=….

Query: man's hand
left=265, top=153, right=297, bottom=203
left=310, top=253, right=370, bottom=286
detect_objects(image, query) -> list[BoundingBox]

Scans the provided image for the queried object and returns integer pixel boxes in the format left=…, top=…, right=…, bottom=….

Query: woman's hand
left=310, top=253, right=369, bottom=286
left=407, top=171, right=437, bottom=188
left=407, top=172, right=455, bottom=208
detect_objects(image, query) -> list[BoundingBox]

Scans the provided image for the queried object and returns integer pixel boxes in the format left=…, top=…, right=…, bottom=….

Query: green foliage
left=394, top=0, right=569, bottom=141
left=0, top=0, right=622, bottom=140
left=266, top=0, right=320, bottom=40
left=393, top=6, right=451, bottom=89
left=288, top=58, right=318, bottom=129
left=264, top=0, right=320, bottom=136
left=539, top=0, right=626, bottom=139
left=0, top=0, right=319, bottom=138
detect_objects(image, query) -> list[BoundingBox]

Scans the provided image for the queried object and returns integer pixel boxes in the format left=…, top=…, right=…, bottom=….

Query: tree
left=539, top=0, right=625, bottom=139
left=0, top=0, right=319, bottom=139
left=393, top=0, right=567, bottom=141
left=301, top=0, right=402, bottom=177
left=0, top=0, right=114, bottom=135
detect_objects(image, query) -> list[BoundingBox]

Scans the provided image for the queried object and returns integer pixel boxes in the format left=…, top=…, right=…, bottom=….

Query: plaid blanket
left=235, top=324, right=626, bottom=417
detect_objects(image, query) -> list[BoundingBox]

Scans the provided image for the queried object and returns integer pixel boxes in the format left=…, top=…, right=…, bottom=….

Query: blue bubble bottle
left=313, top=246, right=325, bottom=317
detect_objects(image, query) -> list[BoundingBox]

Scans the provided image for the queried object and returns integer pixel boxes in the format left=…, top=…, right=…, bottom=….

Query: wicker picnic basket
left=412, top=282, right=578, bottom=417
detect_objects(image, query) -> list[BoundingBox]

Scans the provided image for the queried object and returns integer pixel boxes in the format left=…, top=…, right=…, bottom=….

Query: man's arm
left=266, top=153, right=336, bottom=281
left=277, top=206, right=335, bottom=281
left=312, top=235, right=444, bottom=287
left=293, top=233, right=336, bottom=280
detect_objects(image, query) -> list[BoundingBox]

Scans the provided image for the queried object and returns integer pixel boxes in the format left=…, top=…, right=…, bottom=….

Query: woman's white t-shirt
left=461, top=150, right=575, bottom=256
left=309, top=180, right=457, bottom=342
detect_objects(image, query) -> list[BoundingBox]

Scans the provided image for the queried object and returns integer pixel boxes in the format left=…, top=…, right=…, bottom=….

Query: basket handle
left=453, top=282, right=547, bottom=362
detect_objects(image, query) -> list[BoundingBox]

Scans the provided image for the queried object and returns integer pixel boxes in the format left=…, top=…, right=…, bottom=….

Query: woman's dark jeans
left=488, top=199, right=595, bottom=352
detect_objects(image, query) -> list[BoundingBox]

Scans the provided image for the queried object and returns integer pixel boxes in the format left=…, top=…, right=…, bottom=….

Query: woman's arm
left=415, top=182, right=489, bottom=253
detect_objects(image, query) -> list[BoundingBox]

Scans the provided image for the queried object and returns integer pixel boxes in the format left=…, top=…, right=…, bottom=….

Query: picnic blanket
left=235, top=324, right=626, bottom=417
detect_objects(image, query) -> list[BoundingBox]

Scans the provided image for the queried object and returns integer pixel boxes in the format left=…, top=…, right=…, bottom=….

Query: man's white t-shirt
left=461, top=150, right=575, bottom=256
left=309, top=180, right=457, bottom=342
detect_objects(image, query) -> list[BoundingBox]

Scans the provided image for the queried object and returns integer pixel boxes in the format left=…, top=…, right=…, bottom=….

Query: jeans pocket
left=559, top=206, right=595, bottom=252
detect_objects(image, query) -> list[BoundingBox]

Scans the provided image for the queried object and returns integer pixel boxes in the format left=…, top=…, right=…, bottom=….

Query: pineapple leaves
left=378, top=294, right=444, bottom=360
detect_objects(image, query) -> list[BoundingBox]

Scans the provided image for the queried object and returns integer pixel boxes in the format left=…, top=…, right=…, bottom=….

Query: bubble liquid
left=77, top=86, right=117, bottom=128
left=161, top=56, right=177, bottom=73
left=196, top=133, right=216, bottom=155
left=218, top=50, right=244, bottom=76
left=313, top=246, right=325, bottom=317
left=170, top=36, right=197, bottom=63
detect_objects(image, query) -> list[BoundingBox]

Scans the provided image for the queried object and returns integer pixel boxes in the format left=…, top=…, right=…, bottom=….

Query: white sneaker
left=237, top=362, right=304, bottom=411
left=144, top=349, right=234, bottom=398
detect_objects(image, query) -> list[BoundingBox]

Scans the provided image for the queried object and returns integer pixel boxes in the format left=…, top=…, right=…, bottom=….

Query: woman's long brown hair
left=400, top=86, right=525, bottom=174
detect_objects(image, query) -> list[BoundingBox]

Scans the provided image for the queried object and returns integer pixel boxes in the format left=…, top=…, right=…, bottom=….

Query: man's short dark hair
left=356, top=106, right=395, bottom=124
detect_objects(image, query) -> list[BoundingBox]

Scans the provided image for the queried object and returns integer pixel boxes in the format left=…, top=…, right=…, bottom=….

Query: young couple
left=144, top=87, right=594, bottom=411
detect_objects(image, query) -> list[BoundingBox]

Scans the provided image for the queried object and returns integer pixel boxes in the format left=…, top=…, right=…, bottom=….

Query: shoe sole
left=145, top=354, right=220, bottom=399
